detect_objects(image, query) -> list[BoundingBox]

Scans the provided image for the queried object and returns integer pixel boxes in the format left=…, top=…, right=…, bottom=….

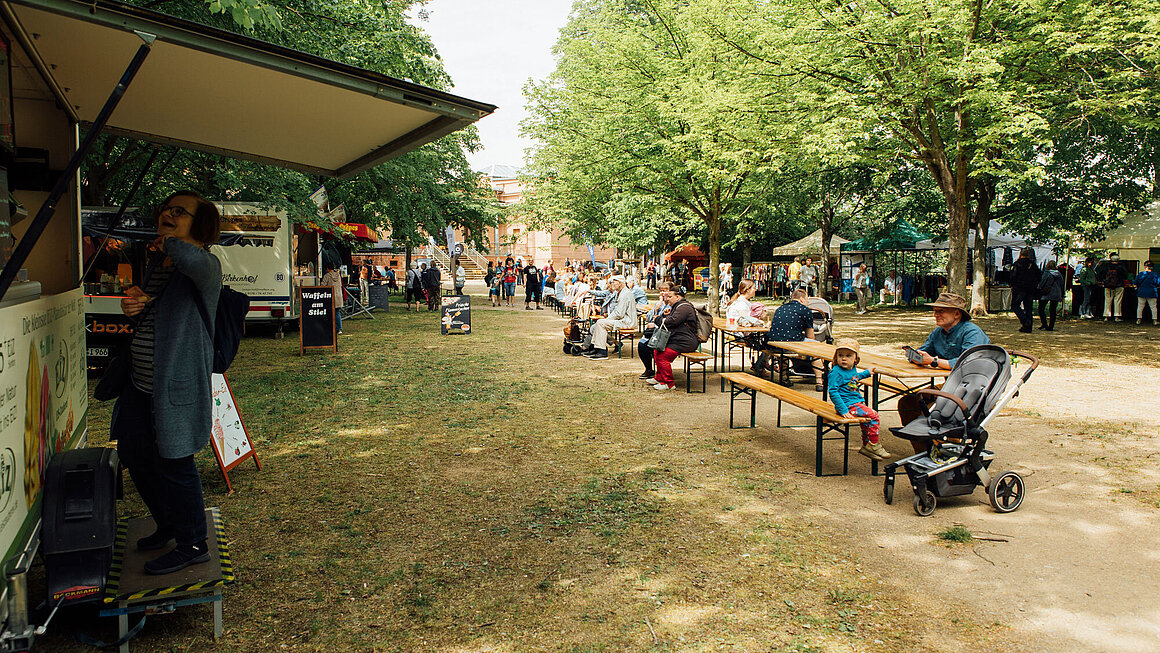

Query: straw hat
left=927, top=292, right=971, bottom=320
left=834, top=338, right=860, bottom=355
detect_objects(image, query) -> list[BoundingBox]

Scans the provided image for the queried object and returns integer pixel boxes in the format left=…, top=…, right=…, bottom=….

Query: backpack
left=694, top=304, right=713, bottom=343
left=194, top=285, right=251, bottom=374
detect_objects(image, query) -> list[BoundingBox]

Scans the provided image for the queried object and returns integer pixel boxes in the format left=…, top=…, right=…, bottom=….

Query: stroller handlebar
left=1007, top=349, right=1040, bottom=383
left=916, top=388, right=971, bottom=414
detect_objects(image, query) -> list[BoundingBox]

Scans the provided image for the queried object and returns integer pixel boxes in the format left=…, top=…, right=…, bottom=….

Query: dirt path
left=548, top=302, right=1160, bottom=652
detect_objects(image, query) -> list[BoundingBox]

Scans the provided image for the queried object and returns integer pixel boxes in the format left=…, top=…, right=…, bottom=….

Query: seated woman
left=637, top=282, right=672, bottom=382
left=724, top=279, right=767, bottom=362
left=651, top=285, right=701, bottom=391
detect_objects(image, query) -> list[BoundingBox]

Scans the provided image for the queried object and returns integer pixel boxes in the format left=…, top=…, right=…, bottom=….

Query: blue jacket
left=828, top=366, right=871, bottom=416
left=919, top=320, right=990, bottom=368
left=1135, top=270, right=1159, bottom=299
left=121, top=239, right=221, bottom=458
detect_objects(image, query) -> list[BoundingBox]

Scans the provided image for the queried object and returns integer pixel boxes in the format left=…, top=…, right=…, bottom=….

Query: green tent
left=841, top=219, right=930, bottom=252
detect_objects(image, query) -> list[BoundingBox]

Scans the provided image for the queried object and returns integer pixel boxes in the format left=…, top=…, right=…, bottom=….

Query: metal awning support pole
left=0, top=32, right=155, bottom=300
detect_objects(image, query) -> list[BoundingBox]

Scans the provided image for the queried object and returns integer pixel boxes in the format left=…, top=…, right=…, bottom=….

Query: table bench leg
left=728, top=383, right=756, bottom=428
left=214, top=589, right=223, bottom=639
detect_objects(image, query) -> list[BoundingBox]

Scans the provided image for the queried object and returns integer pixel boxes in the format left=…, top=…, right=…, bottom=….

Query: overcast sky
left=416, top=0, right=573, bottom=172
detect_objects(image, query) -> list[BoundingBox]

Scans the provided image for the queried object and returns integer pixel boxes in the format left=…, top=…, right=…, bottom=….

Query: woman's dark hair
left=157, top=191, right=220, bottom=246
left=1019, top=246, right=1035, bottom=260
left=672, top=285, right=687, bottom=296
left=1084, top=257, right=1094, bottom=265
left=1045, top=259, right=1057, bottom=271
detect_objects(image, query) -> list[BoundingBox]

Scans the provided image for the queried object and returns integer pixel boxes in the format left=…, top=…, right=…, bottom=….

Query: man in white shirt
left=583, top=276, right=636, bottom=360
left=879, top=269, right=900, bottom=305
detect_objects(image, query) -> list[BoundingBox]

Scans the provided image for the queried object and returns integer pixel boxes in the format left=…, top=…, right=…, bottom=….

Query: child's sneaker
left=867, top=442, right=892, bottom=460
left=857, top=444, right=877, bottom=460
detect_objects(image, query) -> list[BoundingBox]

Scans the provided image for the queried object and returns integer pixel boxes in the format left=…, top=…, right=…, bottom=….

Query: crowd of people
left=1012, top=248, right=1158, bottom=328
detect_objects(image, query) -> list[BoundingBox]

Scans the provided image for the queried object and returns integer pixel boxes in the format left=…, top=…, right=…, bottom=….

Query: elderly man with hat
left=897, top=292, right=991, bottom=451
left=583, top=275, right=636, bottom=360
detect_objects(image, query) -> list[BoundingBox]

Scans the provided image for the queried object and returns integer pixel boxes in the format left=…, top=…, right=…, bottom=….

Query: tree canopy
left=525, top=0, right=1160, bottom=301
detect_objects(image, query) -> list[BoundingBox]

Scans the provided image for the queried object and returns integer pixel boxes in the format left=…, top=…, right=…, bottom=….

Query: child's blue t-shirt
left=828, top=365, right=872, bottom=415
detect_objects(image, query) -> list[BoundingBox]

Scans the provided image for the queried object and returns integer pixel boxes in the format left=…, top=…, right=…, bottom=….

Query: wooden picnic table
left=712, top=316, right=769, bottom=390
left=768, top=340, right=949, bottom=407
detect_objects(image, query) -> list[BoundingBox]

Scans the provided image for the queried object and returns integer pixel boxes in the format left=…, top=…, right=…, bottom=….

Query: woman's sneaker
left=652, top=382, right=674, bottom=391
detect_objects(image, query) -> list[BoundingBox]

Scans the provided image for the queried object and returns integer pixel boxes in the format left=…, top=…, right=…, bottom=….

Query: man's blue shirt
left=919, top=320, right=990, bottom=367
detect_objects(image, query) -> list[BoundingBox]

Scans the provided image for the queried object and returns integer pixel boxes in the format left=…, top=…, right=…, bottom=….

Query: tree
left=698, top=0, right=1160, bottom=297
left=523, top=0, right=790, bottom=311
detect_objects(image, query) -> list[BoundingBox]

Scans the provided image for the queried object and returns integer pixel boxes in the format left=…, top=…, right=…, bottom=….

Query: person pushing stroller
left=828, top=338, right=892, bottom=461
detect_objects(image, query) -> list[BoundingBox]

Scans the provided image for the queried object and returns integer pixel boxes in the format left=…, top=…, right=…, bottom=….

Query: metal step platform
left=99, top=508, right=234, bottom=652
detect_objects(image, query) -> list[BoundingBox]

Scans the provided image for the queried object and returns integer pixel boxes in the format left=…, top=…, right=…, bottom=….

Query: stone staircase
left=429, top=244, right=489, bottom=279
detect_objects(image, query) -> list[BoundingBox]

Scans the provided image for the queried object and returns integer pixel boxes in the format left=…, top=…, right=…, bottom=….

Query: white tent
left=1081, top=202, right=1160, bottom=252
left=771, top=230, right=849, bottom=257
left=915, top=221, right=1036, bottom=250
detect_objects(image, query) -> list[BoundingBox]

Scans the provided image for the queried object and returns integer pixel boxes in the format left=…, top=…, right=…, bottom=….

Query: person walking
left=853, top=263, right=871, bottom=314
left=405, top=263, right=423, bottom=311
left=422, top=262, right=441, bottom=311
left=1011, top=247, right=1041, bottom=333
left=111, top=191, right=223, bottom=575
left=1134, top=260, right=1158, bottom=325
left=523, top=262, right=543, bottom=310
left=358, top=262, right=371, bottom=309
left=321, top=262, right=344, bottom=334
left=502, top=257, right=518, bottom=307
left=1076, top=257, right=1097, bottom=318
left=453, top=261, right=466, bottom=296
left=788, top=257, right=802, bottom=293
left=1036, top=259, right=1065, bottom=330
left=1101, top=253, right=1129, bottom=322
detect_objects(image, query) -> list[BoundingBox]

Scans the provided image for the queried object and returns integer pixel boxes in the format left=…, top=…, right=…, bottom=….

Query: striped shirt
left=130, top=263, right=174, bottom=395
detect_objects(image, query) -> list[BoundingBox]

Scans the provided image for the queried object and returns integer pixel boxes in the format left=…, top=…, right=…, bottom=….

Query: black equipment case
left=42, top=448, right=119, bottom=605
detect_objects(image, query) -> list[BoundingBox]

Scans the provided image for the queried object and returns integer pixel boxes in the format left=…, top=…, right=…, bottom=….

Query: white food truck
left=0, top=0, right=492, bottom=648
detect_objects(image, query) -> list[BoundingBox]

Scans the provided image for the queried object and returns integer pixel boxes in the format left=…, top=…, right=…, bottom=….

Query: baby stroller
left=562, top=317, right=591, bottom=356
left=883, top=345, right=1039, bottom=516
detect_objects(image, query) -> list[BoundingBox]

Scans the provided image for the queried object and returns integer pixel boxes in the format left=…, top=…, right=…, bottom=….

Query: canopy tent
left=842, top=219, right=929, bottom=252
left=665, top=244, right=706, bottom=263
left=915, top=220, right=1038, bottom=251
left=5, top=0, right=496, bottom=178
left=770, top=230, right=848, bottom=257
left=1080, top=201, right=1160, bottom=253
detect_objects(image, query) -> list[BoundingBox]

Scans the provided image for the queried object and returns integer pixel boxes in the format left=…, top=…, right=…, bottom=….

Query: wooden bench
left=679, top=351, right=713, bottom=393
left=721, top=372, right=873, bottom=477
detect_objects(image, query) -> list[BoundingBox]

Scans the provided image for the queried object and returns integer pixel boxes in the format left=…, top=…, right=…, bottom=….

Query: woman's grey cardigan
left=130, top=238, right=221, bottom=459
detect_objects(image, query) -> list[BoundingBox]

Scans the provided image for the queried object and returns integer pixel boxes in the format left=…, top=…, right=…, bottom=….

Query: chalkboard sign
left=368, top=284, right=390, bottom=311
left=299, top=285, right=337, bottom=353
left=440, top=294, right=471, bottom=335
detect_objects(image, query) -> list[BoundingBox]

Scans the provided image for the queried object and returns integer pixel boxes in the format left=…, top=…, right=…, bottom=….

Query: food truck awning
left=335, top=223, right=378, bottom=244
left=1, top=0, right=496, bottom=179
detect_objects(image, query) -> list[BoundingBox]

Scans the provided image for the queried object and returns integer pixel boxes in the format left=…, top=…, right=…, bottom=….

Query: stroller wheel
left=564, top=342, right=573, bottom=355
left=913, top=491, right=936, bottom=517
left=883, top=477, right=894, bottom=505
left=988, top=471, right=1025, bottom=513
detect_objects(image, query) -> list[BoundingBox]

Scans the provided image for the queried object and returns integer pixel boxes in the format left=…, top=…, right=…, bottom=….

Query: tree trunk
left=820, top=195, right=835, bottom=300
left=970, top=177, right=994, bottom=316
left=707, top=211, right=722, bottom=313
left=405, top=246, right=412, bottom=279
left=742, top=241, right=752, bottom=277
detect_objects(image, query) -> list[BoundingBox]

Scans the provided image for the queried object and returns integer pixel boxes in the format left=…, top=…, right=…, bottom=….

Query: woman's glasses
left=160, top=204, right=194, bottom=219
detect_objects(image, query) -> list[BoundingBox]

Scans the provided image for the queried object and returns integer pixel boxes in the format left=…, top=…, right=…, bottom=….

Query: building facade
left=480, top=164, right=618, bottom=268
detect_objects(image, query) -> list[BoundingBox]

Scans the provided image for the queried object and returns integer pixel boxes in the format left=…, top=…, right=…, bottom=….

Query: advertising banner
left=0, top=289, right=88, bottom=558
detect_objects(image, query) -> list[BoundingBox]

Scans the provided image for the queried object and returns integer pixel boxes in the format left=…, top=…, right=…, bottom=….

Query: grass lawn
left=46, top=292, right=1116, bottom=652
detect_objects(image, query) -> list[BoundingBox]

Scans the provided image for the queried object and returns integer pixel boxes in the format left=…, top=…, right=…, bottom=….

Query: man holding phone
left=898, top=293, right=990, bottom=450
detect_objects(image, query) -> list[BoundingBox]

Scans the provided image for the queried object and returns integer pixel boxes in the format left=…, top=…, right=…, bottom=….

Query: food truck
left=83, top=202, right=296, bottom=367
left=0, top=0, right=493, bottom=648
